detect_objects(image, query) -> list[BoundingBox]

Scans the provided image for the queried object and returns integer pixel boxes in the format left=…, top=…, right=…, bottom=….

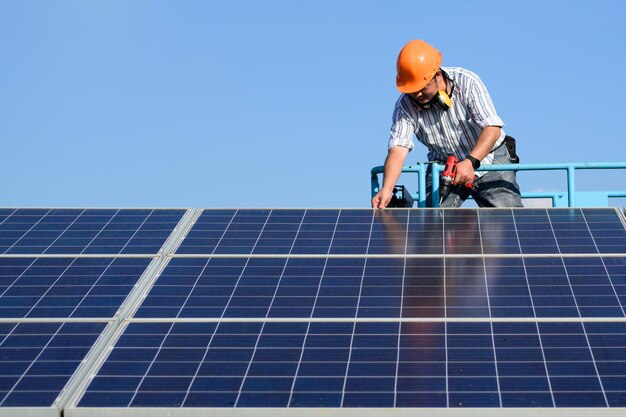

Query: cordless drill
left=439, top=156, right=476, bottom=204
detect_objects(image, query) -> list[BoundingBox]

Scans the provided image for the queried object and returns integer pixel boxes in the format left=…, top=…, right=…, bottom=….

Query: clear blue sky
left=2, top=0, right=625, bottom=208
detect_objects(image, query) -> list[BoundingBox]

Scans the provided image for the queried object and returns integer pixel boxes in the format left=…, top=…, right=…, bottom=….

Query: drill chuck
left=439, top=175, right=454, bottom=202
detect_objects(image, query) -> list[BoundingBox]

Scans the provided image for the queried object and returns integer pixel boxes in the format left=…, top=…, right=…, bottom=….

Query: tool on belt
left=503, top=135, right=519, bottom=164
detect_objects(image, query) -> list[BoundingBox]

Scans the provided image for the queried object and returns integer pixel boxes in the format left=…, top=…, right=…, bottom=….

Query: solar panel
left=0, top=257, right=153, bottom=319
left=132, top=256, right=626, bottom=319
left=0, top=206, right=622, bottom=416
left=0, top=321, right=108, bottom=407
left=75, top=319, right=626, bottom=409
left=174, top=208, right=626, bottom=255
left=0, top=208, right=186, bottom=255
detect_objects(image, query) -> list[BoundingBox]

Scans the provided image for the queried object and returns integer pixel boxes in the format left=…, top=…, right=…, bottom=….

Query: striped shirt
left=388, top=67, right=505, bottom=166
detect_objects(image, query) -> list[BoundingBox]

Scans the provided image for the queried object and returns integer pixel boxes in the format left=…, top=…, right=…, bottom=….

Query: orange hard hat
left=396, top=40, right=442, bottom=93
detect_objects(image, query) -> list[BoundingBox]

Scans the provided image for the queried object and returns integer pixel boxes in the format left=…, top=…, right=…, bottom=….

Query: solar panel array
left=1, top=208, right=625, bottom=416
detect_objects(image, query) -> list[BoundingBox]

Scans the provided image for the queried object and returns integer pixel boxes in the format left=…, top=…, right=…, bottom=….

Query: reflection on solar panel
left=0, top=322, right=108, bottom=407
left=175, top=208, right=626, bottom=255
left=76, top=320, right=626, bottom=409
left=0, top=257, right=152, bottom=318
left=134, top=256, right=626, bottom=319
left=0, top=209, right=186, bottom=255
left=2, top=207, right=626, bottom=416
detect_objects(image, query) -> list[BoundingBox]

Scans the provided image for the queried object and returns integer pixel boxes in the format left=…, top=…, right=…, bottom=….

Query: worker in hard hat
left=371, top=40, right=523, bottom=208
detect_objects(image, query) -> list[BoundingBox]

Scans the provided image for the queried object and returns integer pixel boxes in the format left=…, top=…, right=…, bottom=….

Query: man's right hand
left=371, top=188, right=394, bottom=209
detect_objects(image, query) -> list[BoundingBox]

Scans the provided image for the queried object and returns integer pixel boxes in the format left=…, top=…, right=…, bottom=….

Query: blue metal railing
left=370, top=162, right=626, bottom=207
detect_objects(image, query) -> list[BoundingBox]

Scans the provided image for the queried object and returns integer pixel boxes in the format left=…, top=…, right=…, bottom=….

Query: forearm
left=381, top=147, right=410, bottom=191
left=453, top=126, right=501, bottom=185
left=468, top=126, right=501, bottom=160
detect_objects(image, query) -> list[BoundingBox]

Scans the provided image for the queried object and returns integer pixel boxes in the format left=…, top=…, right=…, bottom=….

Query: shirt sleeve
left=466, top=74, right=504, bottom=129
left=388, top=98, right=416, bottom=150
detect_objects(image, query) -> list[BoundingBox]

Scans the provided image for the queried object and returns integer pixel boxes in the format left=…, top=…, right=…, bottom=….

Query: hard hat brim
left=396, top=67, right=439, bottom=94
left=396, top=78, right=430, bottom=94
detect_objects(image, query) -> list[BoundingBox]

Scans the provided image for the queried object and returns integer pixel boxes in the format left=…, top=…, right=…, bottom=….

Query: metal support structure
left=371, top=162, right=626, bottom=207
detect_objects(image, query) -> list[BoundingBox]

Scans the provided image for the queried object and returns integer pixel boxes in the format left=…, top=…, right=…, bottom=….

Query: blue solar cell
left=74, top=320, right=626, bottom=409
left=0, top=209, right=185, bottom=255
left=0, top=257, right=152, bottom=318
left=0, top=322, right=107, bottom=408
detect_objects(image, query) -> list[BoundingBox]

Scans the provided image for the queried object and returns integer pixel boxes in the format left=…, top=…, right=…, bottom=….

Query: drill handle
left=442, top=156, right=458, bottom=178
left=442, top=155, right=476, bottom=189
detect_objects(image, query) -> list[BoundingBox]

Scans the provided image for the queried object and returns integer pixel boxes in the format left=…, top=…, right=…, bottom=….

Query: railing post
left=567, top=165, right=576, bottom=207
left=418, top=163, right=427, bottom=207
left=371, top=172, right=380, bottom=198
left=431, top=163, right=442, bottom=208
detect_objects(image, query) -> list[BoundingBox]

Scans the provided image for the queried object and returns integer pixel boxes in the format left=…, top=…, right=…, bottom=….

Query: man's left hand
left=452, top=159, right=475, bottom=186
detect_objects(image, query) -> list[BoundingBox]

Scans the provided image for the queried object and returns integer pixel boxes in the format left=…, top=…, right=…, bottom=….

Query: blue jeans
left=426, top=145, right=523, bottom=207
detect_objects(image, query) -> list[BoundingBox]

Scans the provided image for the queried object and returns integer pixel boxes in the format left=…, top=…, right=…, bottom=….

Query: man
left=371, top=40, right=523, bottom=208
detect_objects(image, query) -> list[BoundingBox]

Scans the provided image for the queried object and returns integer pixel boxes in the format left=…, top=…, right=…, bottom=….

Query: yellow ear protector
left=433, top=88, right=452, bottom=110
left=413, top=70, right=455, bottom=111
